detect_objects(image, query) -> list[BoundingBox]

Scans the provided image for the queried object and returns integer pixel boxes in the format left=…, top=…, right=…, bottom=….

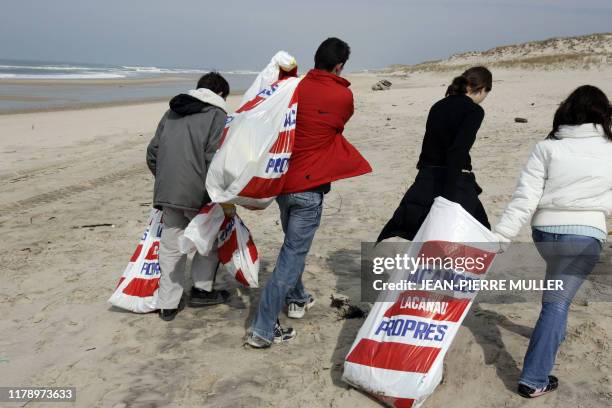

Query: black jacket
left=417, top=94, right=484, bottom=201
left=377, top=167, right=490, bottom=242
left=146, top=93, right=227, bottom=211
left=377, top=95, right=489, bottom=242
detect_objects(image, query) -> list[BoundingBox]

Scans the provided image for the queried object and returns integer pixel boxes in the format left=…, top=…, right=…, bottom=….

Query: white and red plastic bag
left=343, top=197, right=499, bottom=407
left=108, top=208, right=163, bottom=313
left=179, top=203, right=259, bottom=288
left=178, top=203, right=225, bottom=256
left=217, top=214, right=259, bottom=288
left=240, top=50, right=297, bottom=106
left=205, top=72, right=300, bottom=209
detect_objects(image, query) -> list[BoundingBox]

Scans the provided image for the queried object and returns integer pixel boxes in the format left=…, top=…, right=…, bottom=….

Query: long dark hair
left=446, top=66, right=492, bottom=97
left=548, top=85, right=612, bottom=141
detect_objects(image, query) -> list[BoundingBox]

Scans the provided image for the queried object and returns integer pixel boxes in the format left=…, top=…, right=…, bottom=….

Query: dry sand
left=1, top=68, right=611, bottom=408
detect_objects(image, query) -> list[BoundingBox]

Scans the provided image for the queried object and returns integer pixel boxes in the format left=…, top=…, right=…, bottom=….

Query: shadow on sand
left=326, top=249, right=367, bottom=388
left=464, top=303, right=533, bottom=392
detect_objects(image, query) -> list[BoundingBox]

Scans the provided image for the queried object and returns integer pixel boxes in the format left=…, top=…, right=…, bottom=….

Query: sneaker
left=158, top=308, right=179, bottom=321
left=518, top=376, right=559, bottom=398
left=188, top=287, right=230, bottom=307
left=273, top=320, right=296, bottom=343
left=287, top=296, right=315, bottom=319
left=244, top=333, right=272, bottom=349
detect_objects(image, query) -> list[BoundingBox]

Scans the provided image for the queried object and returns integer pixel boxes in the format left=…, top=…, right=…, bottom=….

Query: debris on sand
left=372, top=79, right=392, bottom=91
left=330, top=293, right=368, bottom=319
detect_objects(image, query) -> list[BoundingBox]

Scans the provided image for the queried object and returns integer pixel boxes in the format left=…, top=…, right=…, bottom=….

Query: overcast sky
left=1, top=0, right=611, bottom=71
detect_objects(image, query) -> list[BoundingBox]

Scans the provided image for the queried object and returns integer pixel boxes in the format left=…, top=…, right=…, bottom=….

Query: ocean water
left=0, top=59, right=257, bottom=112
left=0, top=59, right=255, bottom=80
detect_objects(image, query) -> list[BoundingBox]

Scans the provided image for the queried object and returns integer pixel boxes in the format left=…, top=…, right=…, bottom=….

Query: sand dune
left=386, top=32, right=612, bottom=73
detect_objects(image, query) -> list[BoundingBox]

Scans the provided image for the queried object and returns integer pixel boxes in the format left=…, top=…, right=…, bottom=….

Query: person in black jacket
left=378, top=67, right=493, bottom=242
left=146, top=72, right=234, bottom=321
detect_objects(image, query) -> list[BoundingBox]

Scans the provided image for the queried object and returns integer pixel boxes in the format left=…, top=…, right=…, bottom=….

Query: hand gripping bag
left=343, top=197, right=499, bottom=408
left=178, top=203, right=225, bottom=255
left=206, top=75, right=300, bottom=209
left=108, top=208, right=163, bottom=313
left=240, top=51, right=297, bottom=106
left=217, top=214, right=259, bottom=288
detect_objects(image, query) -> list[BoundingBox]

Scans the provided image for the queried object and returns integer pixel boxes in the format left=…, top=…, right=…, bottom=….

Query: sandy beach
left=1, top=61, right=611, bottom=408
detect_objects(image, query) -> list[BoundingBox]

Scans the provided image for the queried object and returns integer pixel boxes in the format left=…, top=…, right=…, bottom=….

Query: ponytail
left=446, top=66, right=492, bottom=97
left=446, top=76, right=469, bottom=96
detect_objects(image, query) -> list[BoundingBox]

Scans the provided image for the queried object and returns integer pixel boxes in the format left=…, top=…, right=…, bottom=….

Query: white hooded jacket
left=495, top=123, right=612, bottom=239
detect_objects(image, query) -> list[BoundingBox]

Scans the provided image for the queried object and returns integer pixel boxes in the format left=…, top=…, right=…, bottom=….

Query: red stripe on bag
left=378, top=396, right=415, bottom=408
left=235, top=269, right=250, bottom=287
left=417, top=241, right=495, bottom=275
left=235, top=95, right=265, bottom=113
left=122, top=277, right=160, bottom=297
left=198, top=203, right=216, bottom=215
left=130, top=244, right=143, bottom=262
left=269, top=130, right=293, bottom=154
left=144, top=241, right=160, bottom=261
left=246, top=237, right=258, bottom=262
left=383, top=290, right=470, bottom=323
left=239, top=176, right=286, bottom=199
left=235, top=79, right=285, bottom=113
left=218, top=127, right=230, bottom=148
left=115, top=276, right=126, bottom=289
left=218, top=229, right=238, bottom=264
left=346, top=338, right=441, bottom=373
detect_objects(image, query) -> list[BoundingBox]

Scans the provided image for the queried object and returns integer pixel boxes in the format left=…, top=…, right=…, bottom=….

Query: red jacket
left=281, top=69, right=372, bottom=193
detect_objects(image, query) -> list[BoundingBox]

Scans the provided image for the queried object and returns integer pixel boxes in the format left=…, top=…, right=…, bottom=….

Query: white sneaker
left=287, top=296, right=315, bottom=319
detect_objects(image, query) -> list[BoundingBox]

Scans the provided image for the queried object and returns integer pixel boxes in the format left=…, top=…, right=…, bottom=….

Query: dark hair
left=446, top=66, right=492, bottom=97
left=197, top=72, right=230, bottom=98
left=548, top=85, right=612, bottom=140
left=314, top=37, right=351, bottom=71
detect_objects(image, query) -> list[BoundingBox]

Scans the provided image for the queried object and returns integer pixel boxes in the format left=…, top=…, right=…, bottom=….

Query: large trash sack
left=217, top=214, right=259, bottom=288
left=108, top=209, right=163, bottom=313
left=206, top=74, right=300, bottom=209
left=343, top=197, right=499, bottom=408
left=178, top=203, right=225, bottom=256
left=240, top=50, right=297, bottom=106
left=179, top=204, right=259, bottom=288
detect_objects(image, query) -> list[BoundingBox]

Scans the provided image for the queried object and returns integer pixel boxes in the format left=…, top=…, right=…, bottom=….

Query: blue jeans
left=519, top=229, right=602, bottom=388
left=250, top=191, right=323, bottom=342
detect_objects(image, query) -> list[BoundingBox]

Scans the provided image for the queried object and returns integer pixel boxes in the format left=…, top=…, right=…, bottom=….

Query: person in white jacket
left=494, top=85, right=612, bottom=398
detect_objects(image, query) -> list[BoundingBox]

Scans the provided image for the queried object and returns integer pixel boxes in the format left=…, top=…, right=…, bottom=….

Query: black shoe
left=273, top=319, right=296, bottom=344
left=159, top=308, right=179, bottom=321
left=188, top=287, right=230, bottom=307
left=518, top=375, right=559, bottom=398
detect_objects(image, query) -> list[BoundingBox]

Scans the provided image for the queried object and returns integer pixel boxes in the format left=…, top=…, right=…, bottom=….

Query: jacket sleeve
left=204, top=110, right=226, bottom=168
left=494, top=143, right=548, bottom=239
left=443, top=107, right=485, bottom=201
left=146, top=112, right=168, bottom=176
left=346, top=90, right=355, bottom=123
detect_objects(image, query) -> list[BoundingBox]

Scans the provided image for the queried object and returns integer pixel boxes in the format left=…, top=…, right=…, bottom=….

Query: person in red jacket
left=246, top=38, right=372, bottom=348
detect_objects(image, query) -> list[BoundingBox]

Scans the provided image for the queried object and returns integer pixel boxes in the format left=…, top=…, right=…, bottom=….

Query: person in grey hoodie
left=146, top=72, right=234, bottom=321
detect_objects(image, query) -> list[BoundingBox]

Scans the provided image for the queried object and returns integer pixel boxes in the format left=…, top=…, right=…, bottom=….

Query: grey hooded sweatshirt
left=146, top=88, right=227, bottom=211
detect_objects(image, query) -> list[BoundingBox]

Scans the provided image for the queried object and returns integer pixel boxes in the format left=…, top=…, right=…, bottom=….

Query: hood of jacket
left=169, top=88, right=227, bottom=116
left=555, top=123, right=604, bottom=139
